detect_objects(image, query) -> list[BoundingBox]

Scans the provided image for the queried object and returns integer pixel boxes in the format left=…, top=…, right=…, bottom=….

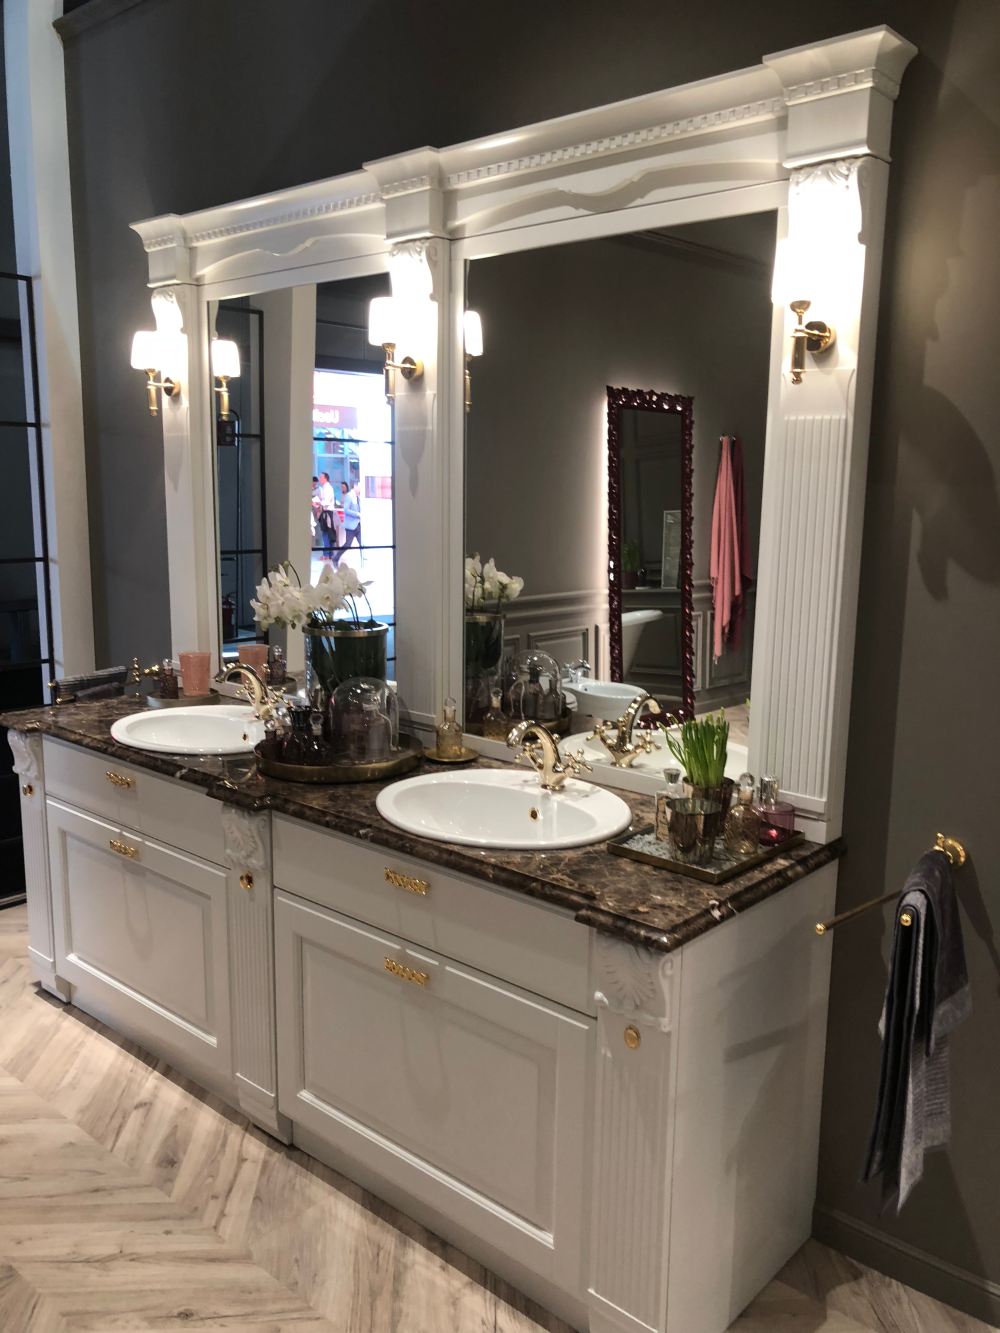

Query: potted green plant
left=622, top=540, right=640, bottom=590
left=662, top=711, right=732, bottom=841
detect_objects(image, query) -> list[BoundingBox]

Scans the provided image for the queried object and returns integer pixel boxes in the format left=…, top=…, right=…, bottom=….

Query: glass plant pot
left=464, top=613, right=505, bottom=729
left=304, top=620, right=388, bottom=714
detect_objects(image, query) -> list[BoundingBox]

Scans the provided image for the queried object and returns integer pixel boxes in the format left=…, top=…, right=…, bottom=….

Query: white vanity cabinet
left=272, top=814, right=595, bottom=1318
left=9, top=730, right=839, bottom=1333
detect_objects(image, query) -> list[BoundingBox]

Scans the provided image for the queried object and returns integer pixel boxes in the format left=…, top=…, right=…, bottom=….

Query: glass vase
left=303, top=621, right=388, bottom=714
left=464, top=612, right=505, bottom=729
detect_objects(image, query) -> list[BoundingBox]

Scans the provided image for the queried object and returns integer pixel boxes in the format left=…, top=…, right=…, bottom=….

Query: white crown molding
left=783, top=67, right=901, bottom=105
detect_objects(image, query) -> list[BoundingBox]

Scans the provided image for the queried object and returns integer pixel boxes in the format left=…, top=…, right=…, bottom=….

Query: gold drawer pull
left=239, top=872, right=254, bottom=892
left=383, top=956, right=429, bottom=987
left=384, top=867, right=429, bottom=896
left=21, top=784, right=33, bottom=797
left=106, top=770, right=134, bottom=790
left=109, top=838, right=138, bottom=860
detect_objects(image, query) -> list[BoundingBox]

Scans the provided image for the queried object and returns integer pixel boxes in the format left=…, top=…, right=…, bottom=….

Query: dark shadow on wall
left=818, top=3, right=1000, bottom=1313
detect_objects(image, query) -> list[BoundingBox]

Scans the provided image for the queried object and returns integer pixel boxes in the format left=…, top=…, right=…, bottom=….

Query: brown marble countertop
left=2, top=697, right=844, bottom=954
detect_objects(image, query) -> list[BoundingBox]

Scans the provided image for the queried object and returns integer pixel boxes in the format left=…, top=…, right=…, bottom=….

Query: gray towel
left=862, top=850, right=971, bottom=1212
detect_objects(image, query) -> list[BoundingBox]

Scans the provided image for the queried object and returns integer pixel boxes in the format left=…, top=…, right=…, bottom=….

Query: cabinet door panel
left=275, top=890, right=590, bottom=1293
left=47, top=798, right=231, bottom=1086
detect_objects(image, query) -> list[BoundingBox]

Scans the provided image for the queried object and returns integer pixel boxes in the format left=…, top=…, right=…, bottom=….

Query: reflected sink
left=376, top=768, right=632, bottom=850
left=110, top=705, right=265, bottom=757
left=561, top=678, right=645, bottom=721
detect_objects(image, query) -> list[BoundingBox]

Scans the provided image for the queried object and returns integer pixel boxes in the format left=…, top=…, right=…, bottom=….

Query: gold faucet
left=589, top=693, right=663, bottom=768
left=214, top=663, right=281, bottom=722
left=507, top=720, right=592, bottom=791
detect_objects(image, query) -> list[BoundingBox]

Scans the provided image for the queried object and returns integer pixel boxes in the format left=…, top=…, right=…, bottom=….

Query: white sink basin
left=110, top=705, right=265, bottom=757
left=561, top=678, right=645, bottom=721
left=376, top=768, right=632, bottom=850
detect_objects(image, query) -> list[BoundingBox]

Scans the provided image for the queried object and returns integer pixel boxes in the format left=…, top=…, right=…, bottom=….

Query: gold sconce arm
left=788, top=299, right=836, bottom=384
left=139, top=368, right=180, bottom=417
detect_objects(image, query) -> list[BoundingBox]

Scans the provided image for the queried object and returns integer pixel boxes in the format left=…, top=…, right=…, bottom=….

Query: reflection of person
left=310, top=476, right=321, bottom=544
left=317, top=471, right=337, bottom=559
left=334, top=479, right=361, bottom=566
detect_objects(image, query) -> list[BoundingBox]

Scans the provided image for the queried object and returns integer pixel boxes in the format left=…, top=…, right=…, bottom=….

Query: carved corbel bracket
left=8, top=731, right=41, bottom=787
left=221, top=805, right=270, bottom=875
left=592, top=933, right=675, bottom=1033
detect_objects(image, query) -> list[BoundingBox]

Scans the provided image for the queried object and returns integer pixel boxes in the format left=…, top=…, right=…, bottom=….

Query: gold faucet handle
left=562, top=748, right=593, bottom=776
left=588, top=721, right=612, bottom=742
left=634, top=731, right=661, bottom=754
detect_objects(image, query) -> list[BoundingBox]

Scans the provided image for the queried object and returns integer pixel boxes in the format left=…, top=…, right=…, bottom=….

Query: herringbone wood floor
left=0, top=905, right=993, bottom=1332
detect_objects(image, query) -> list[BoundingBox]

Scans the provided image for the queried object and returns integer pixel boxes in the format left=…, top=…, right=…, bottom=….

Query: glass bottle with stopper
left=482, top=687, right=508, bottom=741
left=756, top=774, right=796, bottom=846
left=724, top=772, right=760, bottom=855
left=436, top=696, right=464, bottom=760
left=655, top=767, right=685, bottom=842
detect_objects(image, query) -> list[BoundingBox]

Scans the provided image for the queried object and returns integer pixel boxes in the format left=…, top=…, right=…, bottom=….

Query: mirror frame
left=130, top=26, right=915, bottom=839
left=607, top=386, right=694, bottom=718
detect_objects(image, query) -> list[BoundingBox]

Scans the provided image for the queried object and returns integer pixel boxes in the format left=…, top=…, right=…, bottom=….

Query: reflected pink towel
left=711, top=437, right=743, bottom=661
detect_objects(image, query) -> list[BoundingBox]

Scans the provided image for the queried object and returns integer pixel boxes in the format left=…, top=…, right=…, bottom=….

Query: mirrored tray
left=608, top=824, right=803, bottom=884
left=255, top=732, right=422, bottom=784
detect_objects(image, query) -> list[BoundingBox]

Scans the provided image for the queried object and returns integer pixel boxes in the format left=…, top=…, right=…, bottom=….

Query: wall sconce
left=368, top=296, right=424, bottom=403
left=771, top=239, right=836, bottom=384
left=463, top=309, right=483, bottom=413
left=131, top=330, right=184, bottom=416
left=211, top=338, right=241, bottom=419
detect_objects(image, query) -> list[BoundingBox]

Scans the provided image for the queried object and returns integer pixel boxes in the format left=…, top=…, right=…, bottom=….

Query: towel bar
left=814, top=833, right=967, bottom=936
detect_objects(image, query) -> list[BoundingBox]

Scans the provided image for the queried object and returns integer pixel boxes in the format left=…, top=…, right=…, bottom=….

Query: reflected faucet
left=214, top=663, right=281, bottom=723
left=507, top=720, right=592, bottom=791
left=589, top=693, right=663, bottom=768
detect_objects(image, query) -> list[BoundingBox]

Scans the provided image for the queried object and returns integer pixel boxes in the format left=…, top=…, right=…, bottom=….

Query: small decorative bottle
left=282, top=701, right=322, bottom=765
left=436, top=696, right=464, bottom=760
left=655, top=767, right=685, bottom=841
left=756, top=774, right=796, bottom=846
left=724, top=772, right=760, bottom=855
left=267, top=643, right=287, bottom=689
left=481, top=688, right=508, bottom=741
left=159, top=659, right=179, bottom=699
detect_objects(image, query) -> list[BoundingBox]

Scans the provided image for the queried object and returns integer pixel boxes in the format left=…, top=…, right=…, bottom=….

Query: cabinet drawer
left=43, top=738, right=223, bottom=865
left=275, top=889, right=589, bottom=1293
left=273, top=814, right=593, bottom=1014
left=46, top=797, right=231, bottom=1087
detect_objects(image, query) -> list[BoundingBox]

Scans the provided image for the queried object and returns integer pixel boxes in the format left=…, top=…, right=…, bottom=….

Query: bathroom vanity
left=6, top=697, right=841, bottom=1333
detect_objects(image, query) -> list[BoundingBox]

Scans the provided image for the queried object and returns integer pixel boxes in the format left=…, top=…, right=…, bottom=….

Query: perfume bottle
left=282, top=701, right=321, bottom=765
left=159, top=659, right=179, bottom=699
left=756, top=774, right=796, bottom=846
left=482, top=688, right=508, bottom=741
left=724, top=772, right=760, bottom=855
left=655, top=767, right=685, bottom=841
left=436, top=696, right=464, bottom=760
left=267, top=643, right=287, bottom=688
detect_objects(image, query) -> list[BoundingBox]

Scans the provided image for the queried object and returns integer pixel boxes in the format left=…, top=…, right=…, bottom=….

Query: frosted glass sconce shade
left=463, top=309, right=484, bottom=358
left=130, top=329, right=161, bottom=370
left=368, top=296, right=399, bottom=348
left=211, top=338, right=241, bottom=379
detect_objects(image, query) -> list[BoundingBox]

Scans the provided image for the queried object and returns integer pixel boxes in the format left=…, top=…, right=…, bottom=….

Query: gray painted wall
left=59, top=0, right=1000, bottom=1319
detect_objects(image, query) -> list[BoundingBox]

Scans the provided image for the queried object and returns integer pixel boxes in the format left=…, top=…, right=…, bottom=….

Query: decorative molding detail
left=593, top=934, right=675, bottom=1032
left=222, top=806, right=269, bottom=873
left=8, top=730, right=40, bottom=784
left=189, top=193, right=381, bottom=247
left=381, top=174, right=435, bottom=199
left=390, top=237, right=438, bottom=265
left=783, top=67, right=900, bottom=106
left=446, top=96, right=785, bottom=189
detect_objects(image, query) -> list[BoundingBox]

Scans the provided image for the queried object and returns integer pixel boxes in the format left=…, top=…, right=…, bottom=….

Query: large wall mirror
left=464, top=212, right=776, bottom=762
left=206, top=271, right=398, bottom=675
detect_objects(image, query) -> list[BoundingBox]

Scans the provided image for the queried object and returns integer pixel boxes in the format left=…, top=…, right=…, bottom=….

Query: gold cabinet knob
left=239, top=872, right=254, bottom=892
left=21, top=784, right=33, bottom=797
left=106, top=770, right=134, bottom=790
left=624, top=1025, right=641, bottom=1050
